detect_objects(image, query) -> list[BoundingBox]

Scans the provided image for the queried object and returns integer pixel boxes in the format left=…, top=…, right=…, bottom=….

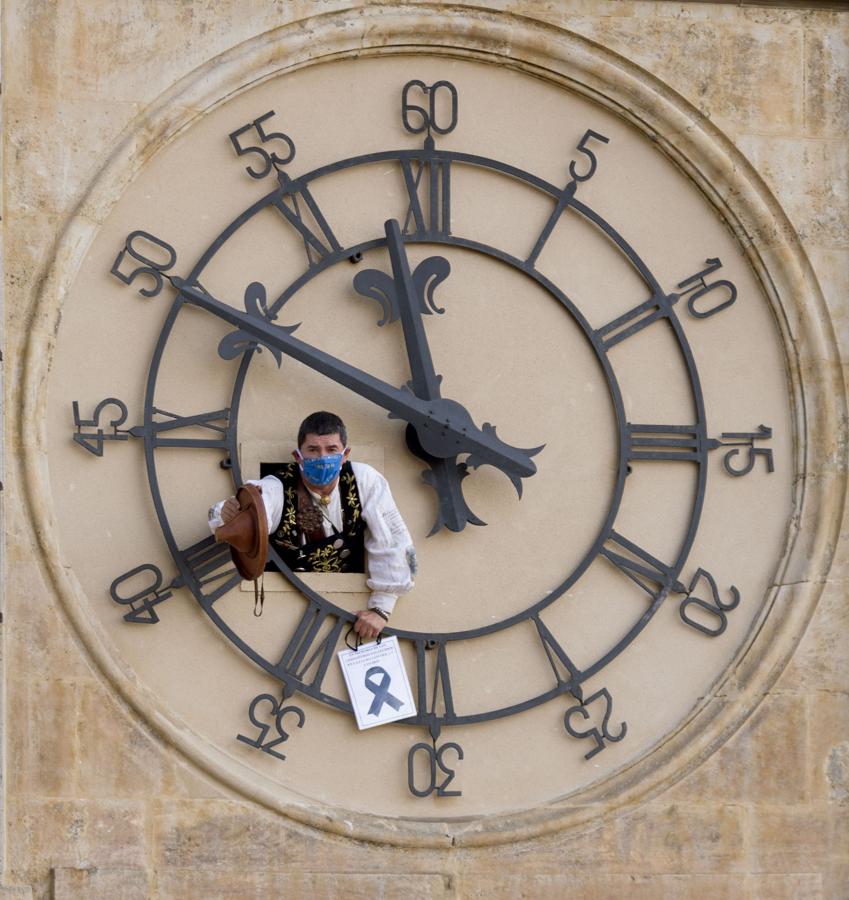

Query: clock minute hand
left=171, top=277, right=537, bottom=480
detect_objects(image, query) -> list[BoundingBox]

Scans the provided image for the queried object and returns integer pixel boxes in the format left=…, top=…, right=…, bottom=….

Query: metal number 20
left=236, top=693, right=305, bottom=761
left=402, top=80, right=458, bottom=136
left=407, top=741, right=464, bottom=797
left=679, top=567, right=741, bottom=637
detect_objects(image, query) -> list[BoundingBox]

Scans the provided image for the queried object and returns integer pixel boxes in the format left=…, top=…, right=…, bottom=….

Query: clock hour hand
left=353, top=219, right=542, bottom=530
left=171, top=277, right=538, bottom=485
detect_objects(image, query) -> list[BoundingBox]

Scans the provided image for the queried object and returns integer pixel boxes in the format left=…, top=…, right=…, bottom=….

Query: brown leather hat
left=214, top=483, right=268, bottom=581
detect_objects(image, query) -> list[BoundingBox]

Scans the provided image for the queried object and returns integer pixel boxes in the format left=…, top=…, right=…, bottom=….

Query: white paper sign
left=337, top=635, right=416, bottom=730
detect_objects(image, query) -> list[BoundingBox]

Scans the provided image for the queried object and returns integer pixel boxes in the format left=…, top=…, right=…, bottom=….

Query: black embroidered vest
left=269, top=461, right=366, bottom=573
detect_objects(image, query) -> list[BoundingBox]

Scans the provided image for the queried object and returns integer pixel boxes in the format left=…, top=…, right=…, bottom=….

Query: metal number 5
left=568, top=129, right=610, bottom=183
left=229, top=110, right=296, bottom=179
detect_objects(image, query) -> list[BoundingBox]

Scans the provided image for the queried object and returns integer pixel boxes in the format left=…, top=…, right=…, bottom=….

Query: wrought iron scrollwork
left=217, top=281, right=293, bottom=364
left=353, top=255, right=448, bottom=327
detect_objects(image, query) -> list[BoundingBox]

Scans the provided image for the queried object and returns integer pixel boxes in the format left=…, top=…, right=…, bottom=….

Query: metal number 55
left=229, top=110, right=296, bottom=179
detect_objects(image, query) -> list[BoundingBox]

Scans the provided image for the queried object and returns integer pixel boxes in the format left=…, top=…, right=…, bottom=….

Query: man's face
left=295, top=432, right=348, bottom=459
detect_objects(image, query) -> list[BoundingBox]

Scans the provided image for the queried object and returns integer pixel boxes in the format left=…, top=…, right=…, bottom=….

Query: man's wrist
left=368, top=591, right=398, bottom=615
left=371, top=608, right=390, bottom=622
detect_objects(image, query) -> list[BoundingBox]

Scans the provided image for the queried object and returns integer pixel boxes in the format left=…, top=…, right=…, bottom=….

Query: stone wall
left=3, top=2, right=847, bottom=898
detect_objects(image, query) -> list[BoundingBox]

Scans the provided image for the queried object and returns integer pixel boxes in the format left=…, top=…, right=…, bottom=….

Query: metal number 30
left=407, top=741, right=464, bottom=797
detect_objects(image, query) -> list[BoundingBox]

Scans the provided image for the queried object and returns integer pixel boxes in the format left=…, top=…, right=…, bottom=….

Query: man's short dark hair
left=298, top=411, right=347, bottom=448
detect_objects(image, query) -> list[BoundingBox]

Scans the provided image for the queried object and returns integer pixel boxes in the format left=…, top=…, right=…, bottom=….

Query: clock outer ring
left=22, top=10, right=842, bottom=847
left=141, top=148, right=708, bottom=725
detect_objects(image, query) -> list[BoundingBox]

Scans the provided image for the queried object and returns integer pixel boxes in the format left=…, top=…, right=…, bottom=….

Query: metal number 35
left=236, top=693, right=305, bottom=761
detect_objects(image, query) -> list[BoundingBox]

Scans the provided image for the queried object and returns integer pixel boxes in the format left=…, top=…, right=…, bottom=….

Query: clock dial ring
left=138, top=147, right=709, bottom=728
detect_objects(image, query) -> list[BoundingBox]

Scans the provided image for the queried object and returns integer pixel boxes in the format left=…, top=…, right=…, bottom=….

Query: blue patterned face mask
left=297, top=450, right=346, bottom=487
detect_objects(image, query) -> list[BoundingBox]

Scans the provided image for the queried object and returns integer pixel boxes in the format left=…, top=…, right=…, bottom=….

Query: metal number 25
left=407, top=741, right=464, bottom=797
left=236, top=693, right=305, bottom=761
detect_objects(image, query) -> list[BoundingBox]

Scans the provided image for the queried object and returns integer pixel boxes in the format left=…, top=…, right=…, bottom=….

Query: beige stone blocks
left=52, top=867, right=149, bottom=900
left=737, top=136, right=849, bottom=250
left=157, top=871, right=454, bottom=899
left=667, top=693, right=810, bottom=804
left=804, top=23, right=849, bottom=139
left=781, top=580, right=849, bottom=695
left=454, top=872, right=825, bottom=900
left=7, top=798, right=146, bottom=892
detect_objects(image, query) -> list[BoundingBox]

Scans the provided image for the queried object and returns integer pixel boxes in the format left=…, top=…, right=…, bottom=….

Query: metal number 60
left=402, top=80, right=458, bottom=136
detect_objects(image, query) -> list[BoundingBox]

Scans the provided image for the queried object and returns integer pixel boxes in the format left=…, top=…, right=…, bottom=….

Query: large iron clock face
left=52, top=56, right=793, bottom=818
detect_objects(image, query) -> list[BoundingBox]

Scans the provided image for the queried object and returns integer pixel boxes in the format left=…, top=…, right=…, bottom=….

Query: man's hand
left=354, top=609, right=387, bottom=642
left=220, top=497, right=241, bottom=523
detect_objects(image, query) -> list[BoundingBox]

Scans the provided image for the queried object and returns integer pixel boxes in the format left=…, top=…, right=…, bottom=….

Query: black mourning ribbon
left=364, top=666, right=403, bottom=716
